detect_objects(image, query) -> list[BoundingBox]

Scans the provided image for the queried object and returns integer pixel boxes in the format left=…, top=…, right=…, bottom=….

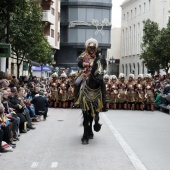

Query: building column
left=0, top=58, right=6, bottom=72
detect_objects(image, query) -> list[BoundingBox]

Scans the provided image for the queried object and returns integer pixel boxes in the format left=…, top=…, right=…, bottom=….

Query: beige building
left=1, top=0, right=60, bottom=77
left=120, top=0, right=170, bottom=77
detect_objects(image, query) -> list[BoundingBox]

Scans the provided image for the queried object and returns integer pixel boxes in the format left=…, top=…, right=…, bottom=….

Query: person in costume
left=135, top=74, right=145, bottom=110
left=127, top=74, right=136, bottom=110
left=74, top=38, right=107, bottom=111
left=144, top=74, right=155, bottom=111
left=110, top=75, right=119, bottom=109
left=49, top=72, right=59, bottom=108
left=58, top=71, right=68, bottom=108
left=103, top=74, right=111, bottom=110
left=67, top=71, right=76, bottom=108
left=117, top=73, right=128, bottom=109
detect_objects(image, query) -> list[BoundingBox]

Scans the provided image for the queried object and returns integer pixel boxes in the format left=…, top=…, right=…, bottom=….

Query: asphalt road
left=0, top=108, right=170, bottom=170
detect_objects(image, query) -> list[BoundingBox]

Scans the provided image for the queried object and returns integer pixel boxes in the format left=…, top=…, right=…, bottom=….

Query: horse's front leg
left=87, top=115, right=94, bottom=139
left=94, top=112, right=102, bottom=132
left=81, top=111, right=89, bottom=144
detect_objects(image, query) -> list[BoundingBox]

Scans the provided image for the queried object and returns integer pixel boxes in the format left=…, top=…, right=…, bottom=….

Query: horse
left=76, top=55, right=107, bottom=144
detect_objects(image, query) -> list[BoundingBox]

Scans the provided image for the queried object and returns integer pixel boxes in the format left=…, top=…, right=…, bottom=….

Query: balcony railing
left=42, top=10, right=55, bottom=25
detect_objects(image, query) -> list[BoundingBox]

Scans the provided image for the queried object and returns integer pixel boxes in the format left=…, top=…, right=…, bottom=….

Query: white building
left=120, top=0, right=170, bottom=77
left=107, top=28, right=121, bottom=77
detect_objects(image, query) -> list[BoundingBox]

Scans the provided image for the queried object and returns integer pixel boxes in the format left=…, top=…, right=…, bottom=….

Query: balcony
left=42, top=10, right=55, bottom=25
left=41, top=0, right=54, bottom=6
left=45, top=36, right=57, bottom=49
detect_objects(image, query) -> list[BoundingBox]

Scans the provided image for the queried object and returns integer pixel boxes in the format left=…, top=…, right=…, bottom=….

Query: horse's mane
left=91, top=54, right=107, bottom=75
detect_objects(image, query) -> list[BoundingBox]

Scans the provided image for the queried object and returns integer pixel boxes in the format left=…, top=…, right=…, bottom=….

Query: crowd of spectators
left=0, top=72, right=49, bottom=155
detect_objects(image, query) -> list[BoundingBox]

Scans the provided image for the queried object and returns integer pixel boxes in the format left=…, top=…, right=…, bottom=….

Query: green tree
left=140, top=19, right=170, bottom=74
left=8, top=0, right=51, bottom=78
left=154, top=24, right=170, bottom=74
left=140, top=19, right=160, bottom=74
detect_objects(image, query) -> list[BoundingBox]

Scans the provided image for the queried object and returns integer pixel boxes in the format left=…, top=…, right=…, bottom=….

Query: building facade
left=41, top=0, right=60, bottom=50
left=107, top=28, right=121, bottom=77
left=120, top=0, right=170, bottom=77
left=55, top=0, right=112, bottom=74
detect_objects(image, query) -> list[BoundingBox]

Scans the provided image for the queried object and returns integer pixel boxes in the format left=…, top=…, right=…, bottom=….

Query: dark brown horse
left=76, top=55, right=107, bottom=144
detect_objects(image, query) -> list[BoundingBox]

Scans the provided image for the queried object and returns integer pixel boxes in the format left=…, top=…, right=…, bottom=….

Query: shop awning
left=29, top=60, right=40, bottom=67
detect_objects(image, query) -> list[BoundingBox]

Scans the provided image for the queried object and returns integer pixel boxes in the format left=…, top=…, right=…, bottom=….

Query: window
left=123, top=14, right=126, bottom=21
left=51, top=29, right=54, bottom=38
left=148, top=0, right=151, bottom=10
left=58, top=12, right=60, bottom=21
left=135, top=7, right=137, bottom=17
left=58, top=32, right=60, bottom=41
left=127, top=12, right=129, bottom=20
left=11, top=63, right=14, bottom=75
left=139, top=5, right=141, bottom=15
left=144, top=3, right=146, bottom=12
left=51, top=8, right=55, bottom=15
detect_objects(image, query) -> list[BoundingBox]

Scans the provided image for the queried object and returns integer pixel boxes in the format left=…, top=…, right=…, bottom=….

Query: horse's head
left=91, top=55, right=107, bottom=82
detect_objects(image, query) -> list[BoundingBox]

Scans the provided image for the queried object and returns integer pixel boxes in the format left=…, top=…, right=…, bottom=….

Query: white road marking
left=31, top=162, right=39, bottom=168
left=51, top=162, right=58, bottom=168
left=101, top=113, right=147, bottom=170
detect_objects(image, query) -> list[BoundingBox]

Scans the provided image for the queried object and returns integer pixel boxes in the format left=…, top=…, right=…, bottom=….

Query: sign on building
left=0, top=43, right=11, bottom=58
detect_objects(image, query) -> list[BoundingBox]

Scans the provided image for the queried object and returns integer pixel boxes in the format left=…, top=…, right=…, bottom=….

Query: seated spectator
left=31, top=91, right=49, bottom=120
left=154, top=89, right=162, bottom=110
left=0, top=104, right=16, bottom=148
left=163, top=84, right=170, bottom=95
left=17, top=87, right=36, bottom=130
left=0, top=128, right=8, bottom=153
left=1, top=90, right=20, bottom=140
left=31, top=86, right=40, bottom=98
left=8, top=88, right=29, bottom=133
left=0, top=71, right=9, bottom=89
left=9, top=76, right=19, bottom=87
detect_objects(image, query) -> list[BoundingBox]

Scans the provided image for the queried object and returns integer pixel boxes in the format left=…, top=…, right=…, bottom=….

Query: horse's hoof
left=81, top=137, right=89, bottom=144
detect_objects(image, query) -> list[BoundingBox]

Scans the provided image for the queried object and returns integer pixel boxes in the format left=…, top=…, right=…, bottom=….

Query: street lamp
left=109, top=56, right=115, bottom=75
left=109, top=56, right=115, bottom=64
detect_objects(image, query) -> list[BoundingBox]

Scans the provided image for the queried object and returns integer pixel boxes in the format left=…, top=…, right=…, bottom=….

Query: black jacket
left=8, top=95, right=24, bottom=113
left=31, top=95, right=49, bottom=112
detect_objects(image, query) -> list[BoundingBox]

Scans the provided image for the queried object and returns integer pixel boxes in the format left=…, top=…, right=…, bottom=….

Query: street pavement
left=0, top=108, right=170, bottom=170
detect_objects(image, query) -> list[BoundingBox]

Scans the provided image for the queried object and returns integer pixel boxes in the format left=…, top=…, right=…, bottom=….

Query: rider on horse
left=74, top=38, right=107, bottom=111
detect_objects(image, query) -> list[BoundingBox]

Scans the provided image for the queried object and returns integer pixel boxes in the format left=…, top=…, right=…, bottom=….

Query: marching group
left=48, top=70, right=170, bottom=112
left=103, top=73, right=170, bottom=111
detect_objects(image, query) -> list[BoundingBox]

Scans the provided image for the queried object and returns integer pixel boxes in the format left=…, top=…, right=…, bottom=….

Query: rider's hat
left=85, top=38, right=98, bottom=48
